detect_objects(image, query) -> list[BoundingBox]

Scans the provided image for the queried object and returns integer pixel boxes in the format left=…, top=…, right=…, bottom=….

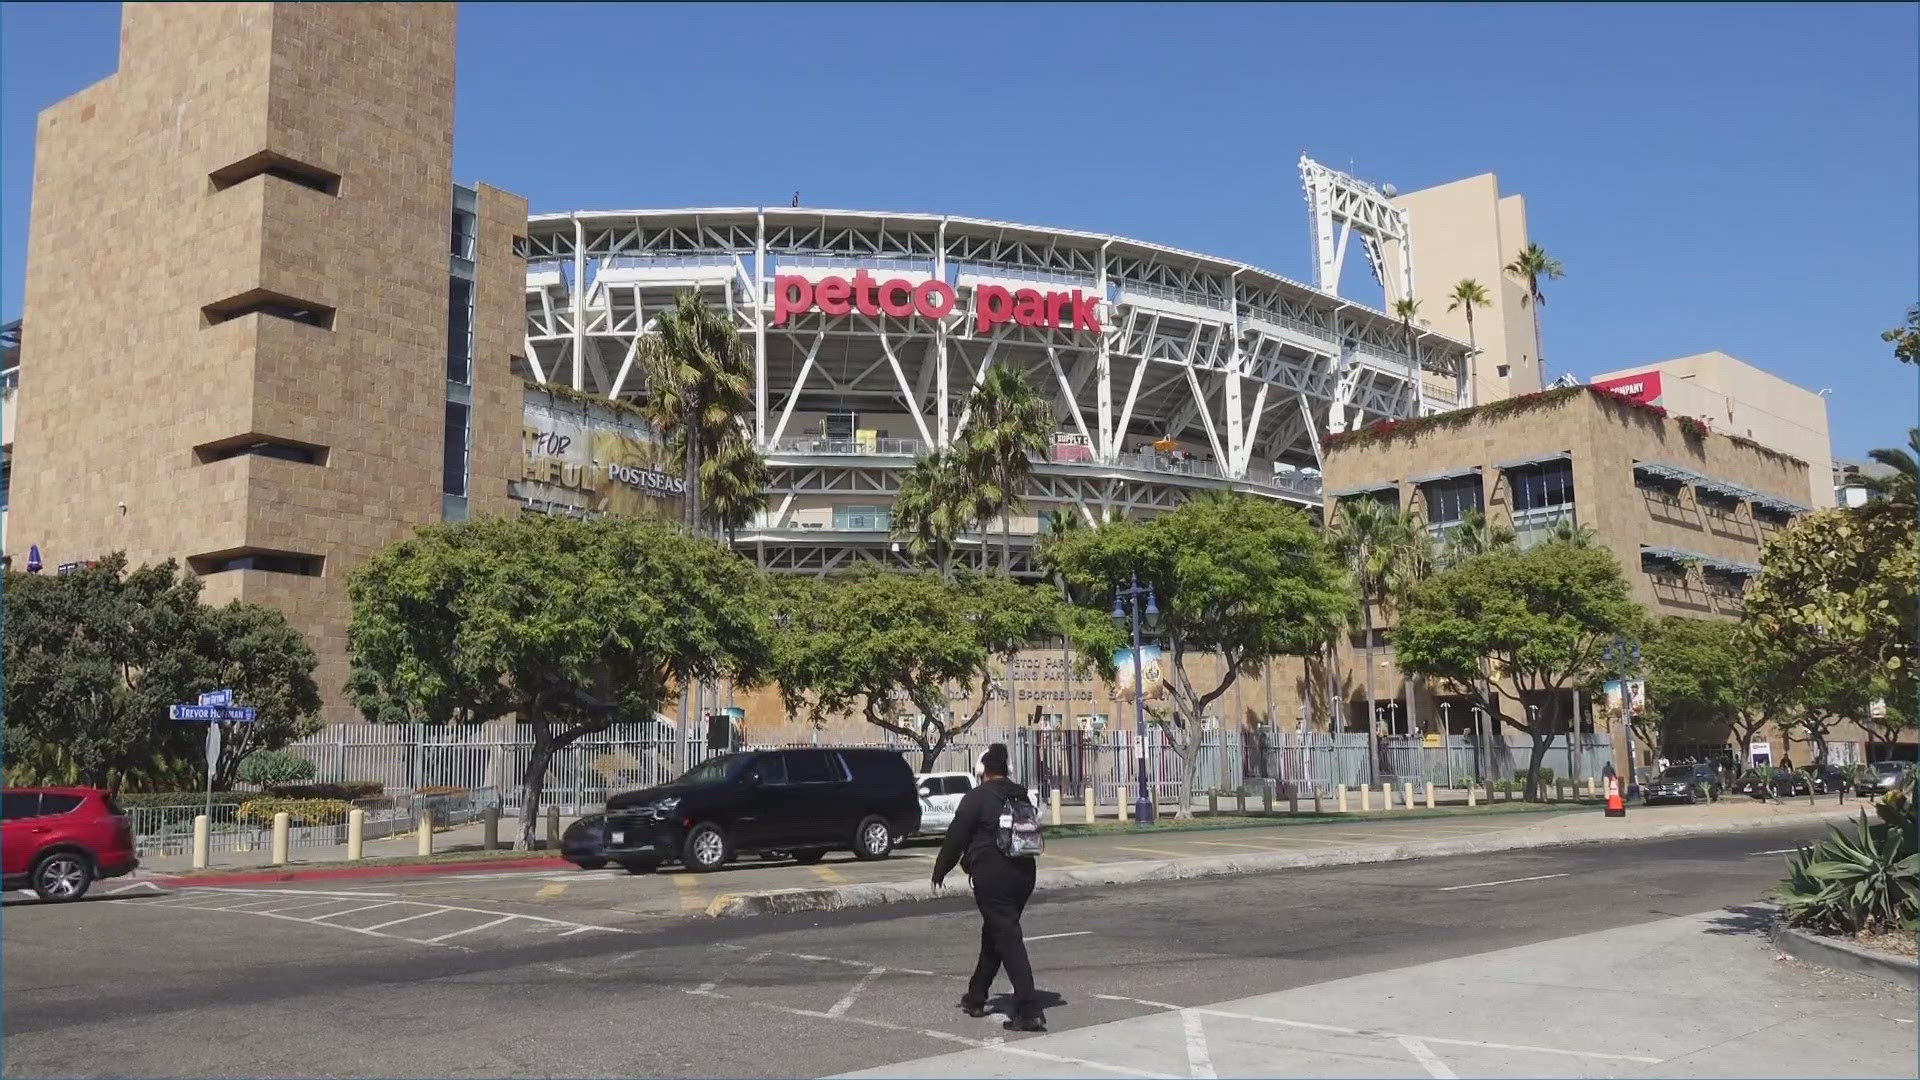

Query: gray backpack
left=995, top=792, right=1045, bottom=858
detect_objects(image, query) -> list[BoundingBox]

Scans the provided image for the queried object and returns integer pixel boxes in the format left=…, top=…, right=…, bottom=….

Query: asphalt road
left=0, top=824, right=1849, bottom=1078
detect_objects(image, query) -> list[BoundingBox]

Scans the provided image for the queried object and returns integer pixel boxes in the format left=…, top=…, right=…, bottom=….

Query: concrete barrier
left=417, top=809, right=433, bottom=856
left=1772, top=924, right=1919, bottom=988
left=546, top=805, right=562, bottom=847
left=1049, top=790, right=1063, bottom=826
left=1084, top=787, right=1096, bottom=825
left=1424, top=782, right=1436, bottom=810
left=1402, top=782, right=1414, bottom=810
left=270, top=812, right=290, bottom=865
left=347, top=809, right=365, bottom=860
left=192, top=814, right=210, bottom=870
left=481, top=806, right=499, bottom=850
left=1337, top=785, right=1349, bottom=813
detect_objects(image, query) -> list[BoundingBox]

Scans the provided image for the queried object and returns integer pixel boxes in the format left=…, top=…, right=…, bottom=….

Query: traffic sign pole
left=204, top=723, right=223, bottom=823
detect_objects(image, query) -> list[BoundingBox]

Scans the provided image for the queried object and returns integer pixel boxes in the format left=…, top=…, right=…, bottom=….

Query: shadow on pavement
left=1703, top=903, right=1779, bottom=937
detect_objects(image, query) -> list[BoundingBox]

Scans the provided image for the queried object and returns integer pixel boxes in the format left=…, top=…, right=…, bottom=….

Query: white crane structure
left=520, top=208, right=1470, bottom=574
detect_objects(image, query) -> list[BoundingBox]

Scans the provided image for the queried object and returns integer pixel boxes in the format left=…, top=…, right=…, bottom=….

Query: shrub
left=1776, top=777, right=1918, bottom=936
left=1514, top=768, right=1556, bottom=785
left=114, top=792, right=251, bottom=810
left=266, top=782, right=383, bottom=802
left=414, top=786, right=470, bottom=799
left=235, top=798, right=352, bottom=828
left=236, top=750, right=317, bottom=787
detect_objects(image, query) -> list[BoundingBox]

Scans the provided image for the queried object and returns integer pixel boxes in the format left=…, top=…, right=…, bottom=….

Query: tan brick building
left=5, top=2, right=525, bottom=723
left=1320, top=384, right=1869, bottom=769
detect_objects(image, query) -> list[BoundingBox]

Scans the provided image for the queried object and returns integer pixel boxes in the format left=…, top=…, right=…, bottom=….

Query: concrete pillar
left=482, top=806, right=499, bottom=850
left=1312, top=787, right=1322, bottom=814
left=1424, top=782, right=1436, bottom=810
left=1360, top=785, right=1372, bottom=812
left=1237, top=789, right=1247, bottom=814
left=1403, top=782, right=1415, bottom=810
left=271, top=812, right=290, bottom=865
left=347, top=809, right=365, bottom=860
left=546, top=805, right=562, bottom=847
left=1084, top=787, right=1096, bottom=825
left=1586, top=777, right=1595, bottom=798
left=417, top=808, right=434, bottom=856
left=1208, top=791, right=1219, bottom=816
left=1262, top=784, right=1274, bottom=813
left=1337, top=785, right=1349, bottom=813
left=1049, top=789, right=1063, bottom=827
left=192, top=814, right=210, bottom=870
left=1380, top=783, right=1393, bottom=811
left=1468, top=785, right=1478, bottom=807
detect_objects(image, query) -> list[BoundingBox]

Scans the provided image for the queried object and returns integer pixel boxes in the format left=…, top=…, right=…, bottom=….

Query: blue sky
left=2, top=2, right=1914, bottom=458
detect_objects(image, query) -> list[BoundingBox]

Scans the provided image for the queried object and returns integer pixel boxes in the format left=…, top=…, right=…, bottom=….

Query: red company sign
left=771, top=270, right=1101, bottom=334
left=1592, top=371, right=1663, bottom=405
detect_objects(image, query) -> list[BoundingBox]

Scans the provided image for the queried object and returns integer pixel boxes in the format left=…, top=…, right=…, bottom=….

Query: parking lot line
left=423, top=915, right=517, bottom=943
left=534, top=882, right=569, bottom=900
left=808, top=865, right=848, bottom=884
left=1436, top=873, right=1569, bottom=892
left=1113, top=845, right=1188, bottom=858
left=1045, top=852, right=1093, bottom=866
left=364, top=908, right=454, bottom=931
left=671, top=874, right=707, bottom=913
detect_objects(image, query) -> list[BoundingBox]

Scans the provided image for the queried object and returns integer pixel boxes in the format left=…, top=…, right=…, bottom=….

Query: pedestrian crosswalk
left=118, top=886, right=629, bottom=950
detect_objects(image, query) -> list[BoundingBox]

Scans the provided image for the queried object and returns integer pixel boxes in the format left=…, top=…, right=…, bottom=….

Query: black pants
left=964, top=856, right=1038, bottom=1016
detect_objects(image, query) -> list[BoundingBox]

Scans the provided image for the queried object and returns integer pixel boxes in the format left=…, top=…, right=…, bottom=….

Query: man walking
left=932, top=743, right=1045, bottom=1032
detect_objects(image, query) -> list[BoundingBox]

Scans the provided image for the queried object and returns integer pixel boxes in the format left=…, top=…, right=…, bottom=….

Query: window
left=442, top=400, right=470, bottom=498
left=941, top=776, right=973, bottom=795
left=1, top=793, right=38, bottom=819
left=823, top=413, right=858, bottom=441
left=1509, top=460, right=1574, bottom=512
left=450, top=209, right=477, bottom=261
left=786, top=750, right=846, bottom=784
left=1496, top=364, right=1511, bottom=378
left=749, top=755, right=788, bottom=786
left=446, top=277, right=473, bottom=384
left=1422, top=474, right=1483, bottom=526
left=833, top=505, right=889, bottom=531
left=189, top=550, right=323, bottom=576
left=1, top=457, right=10, bottom=511
left=209, top=151, right=340, bottom=196
left=202, top=290, right=335, bottom=330
left=38, top=794, right=82, bottom=816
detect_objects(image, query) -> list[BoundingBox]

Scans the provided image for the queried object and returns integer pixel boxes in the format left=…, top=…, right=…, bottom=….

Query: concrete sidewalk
left=838, top=906, right=1918, bottom=1079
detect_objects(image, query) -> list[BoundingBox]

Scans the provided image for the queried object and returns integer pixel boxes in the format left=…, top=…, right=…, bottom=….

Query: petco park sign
left=772, top=270, right=1101, bottom=334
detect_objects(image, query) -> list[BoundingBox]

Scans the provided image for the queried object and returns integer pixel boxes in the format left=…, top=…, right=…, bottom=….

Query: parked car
left=560, top=813, right=612, bottom=870
left=1735, top=768, right=1811, bottom=799
left=1856, top=761, right=1915, bottom=798
left=1798, top=764, right=1850, bottom=796
left=914, top=771, right=975, bottom=835
left=1, top=787, right=139, bottom=901
left=1642, top=764, right=1722, bottom=805
left=597, top=748, right=921, bottom=873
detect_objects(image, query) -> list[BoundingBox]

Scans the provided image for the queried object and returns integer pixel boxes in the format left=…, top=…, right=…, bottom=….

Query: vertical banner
left=1113, top=646, right=1165, bottom=703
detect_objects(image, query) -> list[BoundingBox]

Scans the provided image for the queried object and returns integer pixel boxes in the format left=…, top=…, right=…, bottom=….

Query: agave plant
left=1776, top=807, right=1919, bottom=935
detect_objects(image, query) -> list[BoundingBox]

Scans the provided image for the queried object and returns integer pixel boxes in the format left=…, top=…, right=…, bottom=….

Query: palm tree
left=1330, top=497, right=1429, bottom=781
left=1446, top=279, right=1493, bottom=406
left=637, top=291, right=754, bottom=534
left=891, top=448, right=974, bottom=581
left=961, top=365, right=1053, bottom=571
left=1864, top=428, right=1919, bottom=507
left=700, top=432, right=769, bottom=546
left=1392, top=297, right=1424, bottom=415
left=1503, top=243, right=1564, bottom=381
left=1543, top=517, right=1598, bottom=548
left=1437, top=509, right=1516, bottom=567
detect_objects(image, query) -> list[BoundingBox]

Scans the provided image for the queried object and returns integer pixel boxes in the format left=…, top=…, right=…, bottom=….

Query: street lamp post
left=1112, top=574, right=1160, bottom=826
left=1602, top=639, right=1642, bottom=799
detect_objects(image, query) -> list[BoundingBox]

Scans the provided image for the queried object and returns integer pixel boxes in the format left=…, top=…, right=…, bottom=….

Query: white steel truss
left=1300, top=154, right=1416, bottom=310
left=520, top=208, right=1470, bottom=571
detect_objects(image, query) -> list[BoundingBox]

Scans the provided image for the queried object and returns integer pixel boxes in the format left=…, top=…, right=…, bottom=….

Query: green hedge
left=265, top=782, right=384, bottom=802
left=116, top=792, right=249, bottom=810
left=236, top=798, right=353, bottom=827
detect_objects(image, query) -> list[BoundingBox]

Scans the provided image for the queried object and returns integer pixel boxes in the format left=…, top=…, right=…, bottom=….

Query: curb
left=704, top=807, right=1862, bottom=919
left=151, top=855, right=568, bottom=887
left=1772, top=924, right=1920, bottom=988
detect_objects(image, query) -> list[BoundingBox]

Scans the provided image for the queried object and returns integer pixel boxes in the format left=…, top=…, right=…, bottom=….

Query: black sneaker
left=957, top=1000, right=992, bottom=1018
left=1003, top=1016, right=1047, bottom=1033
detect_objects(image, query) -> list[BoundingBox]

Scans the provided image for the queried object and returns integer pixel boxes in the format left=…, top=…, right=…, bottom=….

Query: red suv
left=2, top=788, right=139, bottom=901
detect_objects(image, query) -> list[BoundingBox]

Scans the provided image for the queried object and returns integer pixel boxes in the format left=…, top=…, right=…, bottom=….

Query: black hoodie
left=933, top=776, right=1032, bottom=881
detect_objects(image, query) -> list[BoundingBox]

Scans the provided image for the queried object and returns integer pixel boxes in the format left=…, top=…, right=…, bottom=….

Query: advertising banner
left=1113, top=645, right=1166, bottom=703
left=1591, top=371, right=1663, bottom=406
left=512, top=394, right=687, bottom=518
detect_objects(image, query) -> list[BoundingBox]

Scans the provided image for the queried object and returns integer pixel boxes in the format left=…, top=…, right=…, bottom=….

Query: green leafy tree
left=2, top=555, right=321, bottom=791
left=890, top=448, right=976, bottom=579
left=771, top=568, right=1114, bottom=770
left=1042, top=495, right=1354, bottom=818
left=1329, top=497, right=1428, bottom=767
left=1437, top=509, right=1516, bottom=567
left=960, top=366, right=1053, bottom=571
left=637, top=291, right=754, bottom=534
left=1503, top=242, right=1564, bottom=378
left=1884, top=303, right=1919, bottom=365
left=700, top=432, right=770, bottom=545
left=346, top=515, right=771, bottom=849
left=1393, top=544, right=1644, bottom=800
left=1643, top=617, right=1795, bottom=765
left=1743, top=503, right=1919, bottom=728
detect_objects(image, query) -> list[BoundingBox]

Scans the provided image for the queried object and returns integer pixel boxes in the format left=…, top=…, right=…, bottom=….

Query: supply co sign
left=771, top=269, right=1102, bottom=334
left=1592, top=371, right=1663, bottom=406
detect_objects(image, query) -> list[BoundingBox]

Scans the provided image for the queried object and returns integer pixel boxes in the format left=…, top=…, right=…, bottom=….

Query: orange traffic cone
left=1605, top=775, right=1626, bottom=818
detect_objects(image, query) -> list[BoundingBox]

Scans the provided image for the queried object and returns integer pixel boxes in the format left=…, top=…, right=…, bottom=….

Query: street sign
left=198, top=689, right=234, bottom=707
left=205, top=723, right=223, bottom=771
left=168, top=705, right=257, bottom=722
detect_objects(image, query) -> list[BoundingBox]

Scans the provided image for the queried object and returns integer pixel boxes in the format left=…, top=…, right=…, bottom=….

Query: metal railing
left=769, top=436, right=924, bottom=457
left=127, top=790, right=502, bottom=856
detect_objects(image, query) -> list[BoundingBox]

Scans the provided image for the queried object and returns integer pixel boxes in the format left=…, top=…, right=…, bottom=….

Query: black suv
left=582, top=748, right=921, bottom=873
left=1642, top=763, right=1723, bottom=805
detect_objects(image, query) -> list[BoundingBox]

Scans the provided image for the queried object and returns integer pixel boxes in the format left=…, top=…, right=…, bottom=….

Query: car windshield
left=674, top=755, right=744, bottom=787
left=1874, top=762, right=1908, bottom=774
left=1659, top=766, right=1695, bottom=779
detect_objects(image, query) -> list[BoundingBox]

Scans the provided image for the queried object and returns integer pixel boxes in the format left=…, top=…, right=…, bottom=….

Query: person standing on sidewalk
left=931, top=742, right=1045, bottom=1032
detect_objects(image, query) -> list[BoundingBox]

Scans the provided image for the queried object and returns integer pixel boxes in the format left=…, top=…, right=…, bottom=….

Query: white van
left=914, top=771, right=975, bottom=834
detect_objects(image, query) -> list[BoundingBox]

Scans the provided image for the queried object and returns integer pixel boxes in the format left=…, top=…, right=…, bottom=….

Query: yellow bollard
left=1425, top=782, right=1436, bottom=810
left=1084, top=787, right=1096, bottom=825
left=1468, top=785, right=1478, bottom=807
left=1360, top=785, right=1372, bottom=812
left=271, top=811, right=290, bottom=865
left=192, top=814, right=210, bottom=869
left=1050, top=789, right=1063, bottom=827
left=1337, top=784, right=1349, bottom=813
left=417, top=808, right=434, bottom=856
left=1381, top=783, right=1394, bottom=811
left=347, top=808, right=365, bottom=860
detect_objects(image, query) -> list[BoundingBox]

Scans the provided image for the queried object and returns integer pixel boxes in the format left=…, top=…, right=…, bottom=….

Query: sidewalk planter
left=1772, top=924, right=1920, bottom=988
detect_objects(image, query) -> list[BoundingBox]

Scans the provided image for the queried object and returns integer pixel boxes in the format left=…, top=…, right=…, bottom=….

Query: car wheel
left=792, top=849, right=827, bottom=865
left=682, top=823, right=731, bottom=872
left=573, top=858, right=609, bottom=871
left=1685, top=788, right=1698, bottom=805
left=621, top=857, right=661, bottom=875
left=32, top=851, right=92, bottom=902
left=852, top=815, right=894, bottom=861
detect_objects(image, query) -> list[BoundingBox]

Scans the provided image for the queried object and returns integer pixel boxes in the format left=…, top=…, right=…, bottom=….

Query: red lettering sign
left=1592, top=371, right=1663, bottom=405
left=771, top=272, right=1099, bottom=334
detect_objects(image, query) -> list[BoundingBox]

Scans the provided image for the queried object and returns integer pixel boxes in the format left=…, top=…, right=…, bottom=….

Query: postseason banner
left=513, top=394, right=688, bottom=518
